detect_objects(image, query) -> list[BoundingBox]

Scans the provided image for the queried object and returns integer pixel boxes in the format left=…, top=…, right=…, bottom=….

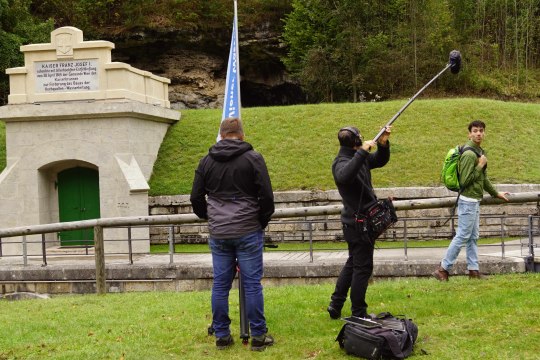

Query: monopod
left=238, top=242, right=277, bottom=345
left=237, top=262, right=249, bottom=344
left=372, top=50, right=462, bottom=142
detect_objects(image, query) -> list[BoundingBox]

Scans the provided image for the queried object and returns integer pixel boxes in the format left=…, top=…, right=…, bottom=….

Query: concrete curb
left=0, top=253, right=526, bottom=295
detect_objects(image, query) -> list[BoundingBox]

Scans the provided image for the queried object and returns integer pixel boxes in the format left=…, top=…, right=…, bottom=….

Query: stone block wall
left=149, top=184, right=540, bottom=244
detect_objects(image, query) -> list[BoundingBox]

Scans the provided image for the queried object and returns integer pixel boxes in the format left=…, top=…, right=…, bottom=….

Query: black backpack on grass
left=336, top=312, right=418, bottom=359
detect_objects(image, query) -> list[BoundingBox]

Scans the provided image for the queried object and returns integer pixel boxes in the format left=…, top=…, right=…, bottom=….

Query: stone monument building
left=0, top=27, right=180, bottom=255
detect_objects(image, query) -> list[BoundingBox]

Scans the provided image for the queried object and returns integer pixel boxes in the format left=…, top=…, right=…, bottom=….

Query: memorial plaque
left=35, top=59, right=99, bottom=93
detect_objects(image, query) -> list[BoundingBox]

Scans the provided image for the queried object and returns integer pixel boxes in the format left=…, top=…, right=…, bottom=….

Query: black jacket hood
left=209, top=139, right=253, bottom=162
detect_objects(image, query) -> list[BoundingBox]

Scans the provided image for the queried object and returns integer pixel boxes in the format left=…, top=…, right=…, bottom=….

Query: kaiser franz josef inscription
left=35, top=59, right=98, bottom=93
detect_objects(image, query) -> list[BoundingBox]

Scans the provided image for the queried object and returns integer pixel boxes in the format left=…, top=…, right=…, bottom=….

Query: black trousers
left=330, top=224, right=374, bottom=317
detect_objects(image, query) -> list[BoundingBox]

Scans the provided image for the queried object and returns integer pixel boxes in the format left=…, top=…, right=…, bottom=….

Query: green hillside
left=149, top=98, right=540, bottom=195
left=0, top=99, right=538, bottom=195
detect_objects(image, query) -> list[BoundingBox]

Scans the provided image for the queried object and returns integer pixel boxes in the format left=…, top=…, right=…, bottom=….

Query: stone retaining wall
left=149, top=185, right=540, bottom=244
left=0, top=258, right=526, bottom=295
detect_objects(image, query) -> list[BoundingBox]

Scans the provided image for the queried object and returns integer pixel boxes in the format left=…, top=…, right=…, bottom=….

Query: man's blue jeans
left=442, top=198, right=480, bottom=272
left=209, top=230, right=266, bottom=338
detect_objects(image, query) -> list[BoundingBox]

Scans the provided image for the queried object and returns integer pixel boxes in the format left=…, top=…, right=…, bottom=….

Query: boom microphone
left=449, top=50, right=461, bottom=74
left=372, top=50, right=462, bottom=142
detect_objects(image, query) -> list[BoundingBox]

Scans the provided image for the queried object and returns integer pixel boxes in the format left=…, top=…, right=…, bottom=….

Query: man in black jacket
left=190, top=118, right=275, bottom=351
left=327, top=126, right=391, bottom=319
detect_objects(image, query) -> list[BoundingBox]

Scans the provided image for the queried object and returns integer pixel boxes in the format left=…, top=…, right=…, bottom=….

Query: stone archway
left=37, top=160, right=100, bottom=248
left=57, top=166, right=100, bottom=246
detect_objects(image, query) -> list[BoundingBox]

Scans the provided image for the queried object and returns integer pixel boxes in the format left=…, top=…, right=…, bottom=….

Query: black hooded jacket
left=190, top=139, right=275, bottom=239
left=332, top=142, right=390, bottom=226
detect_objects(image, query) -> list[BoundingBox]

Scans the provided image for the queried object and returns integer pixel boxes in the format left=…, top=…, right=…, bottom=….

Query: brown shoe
left=432, top=266, right=449, bottom=281
left=469, top=270, right=488, bottom=280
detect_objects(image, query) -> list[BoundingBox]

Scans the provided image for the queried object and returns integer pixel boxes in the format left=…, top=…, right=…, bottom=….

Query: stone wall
left=149, top=184, right=540, bottom=244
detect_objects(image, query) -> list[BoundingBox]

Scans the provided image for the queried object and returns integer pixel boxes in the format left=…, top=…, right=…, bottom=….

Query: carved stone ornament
left=56, top=33, right=74, bottom=57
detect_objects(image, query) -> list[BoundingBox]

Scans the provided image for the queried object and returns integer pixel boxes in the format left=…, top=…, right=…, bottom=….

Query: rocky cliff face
left=110, top=26, right=305, bottom=110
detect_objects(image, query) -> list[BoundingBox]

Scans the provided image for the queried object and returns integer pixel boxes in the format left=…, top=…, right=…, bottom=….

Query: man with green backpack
left=433, top=120, right=509, bottom=281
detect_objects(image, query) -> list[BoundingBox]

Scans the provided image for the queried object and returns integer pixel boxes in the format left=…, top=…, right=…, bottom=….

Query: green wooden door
left=58, top=167, right=100, bottom=246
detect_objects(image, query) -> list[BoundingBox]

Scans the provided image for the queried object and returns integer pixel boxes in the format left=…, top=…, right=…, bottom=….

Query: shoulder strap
left=460, top=145, right=482, bottom=157
left=355, top=167, right=378, bottom=215
left=457, top=144, right=484, bottom=188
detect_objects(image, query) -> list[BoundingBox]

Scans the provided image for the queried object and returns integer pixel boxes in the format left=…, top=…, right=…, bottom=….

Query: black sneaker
left=216, top=335, right=234, bottom=350
left=250, top=333, right=274, bottom=351
left=327, top=304, right=341, bottom=320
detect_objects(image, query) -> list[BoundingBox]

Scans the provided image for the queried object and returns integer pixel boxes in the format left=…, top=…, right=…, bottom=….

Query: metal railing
left=0, top=192, right=539, bottom=293
left=0, top=214, right=537, bottom=261
left=525, top=215, right=540, bottom=271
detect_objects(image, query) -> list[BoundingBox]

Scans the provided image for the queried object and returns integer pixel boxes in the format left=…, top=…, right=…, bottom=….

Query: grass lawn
left=1, top=99, right=539, bottom=195
left=0, top=274, right=539, bottom=359
left=148, top=98, right=540, bottom=195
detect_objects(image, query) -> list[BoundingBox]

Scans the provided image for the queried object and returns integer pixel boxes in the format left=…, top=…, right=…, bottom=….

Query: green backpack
left=441, top=145, right=480, bottom=192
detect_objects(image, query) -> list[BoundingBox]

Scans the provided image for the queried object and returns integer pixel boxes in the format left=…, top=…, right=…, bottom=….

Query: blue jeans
left=209, top=230, right=266, bottom=338
left=442, top=199, right=480, bottom=271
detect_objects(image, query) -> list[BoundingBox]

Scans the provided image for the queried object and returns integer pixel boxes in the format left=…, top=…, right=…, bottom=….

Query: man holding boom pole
left=327, top=125, right=392, bottom=320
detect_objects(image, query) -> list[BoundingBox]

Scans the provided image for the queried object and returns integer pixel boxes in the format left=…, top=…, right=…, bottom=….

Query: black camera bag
left=364, top=198, right=398, bottom=240
left=353, top=171, right=398, bottom=241
left=355, top=198, right=398, bottom=241
left=336, top=313, right=418, bottom=360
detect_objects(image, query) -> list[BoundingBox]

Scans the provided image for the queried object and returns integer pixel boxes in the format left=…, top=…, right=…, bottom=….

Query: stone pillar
left=0, top=27, right=180, bottom=255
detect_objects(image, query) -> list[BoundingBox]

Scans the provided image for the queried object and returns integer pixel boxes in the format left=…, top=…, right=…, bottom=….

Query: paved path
left=0, top=240, right=529, bottom=271
left=0, top=240, right=533, bottom=295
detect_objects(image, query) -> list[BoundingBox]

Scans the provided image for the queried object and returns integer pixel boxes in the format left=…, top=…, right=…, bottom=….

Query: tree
left=281, top=0, right=343, bottom=102
left=0, top=0, right=53, bottom=104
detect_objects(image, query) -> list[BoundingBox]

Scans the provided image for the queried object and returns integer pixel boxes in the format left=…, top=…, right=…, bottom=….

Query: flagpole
left=217, top=0, right=241, bottom=141
left=224, top=1, right=250, bottom=344
left=233, top=0, right=241, bottom=117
